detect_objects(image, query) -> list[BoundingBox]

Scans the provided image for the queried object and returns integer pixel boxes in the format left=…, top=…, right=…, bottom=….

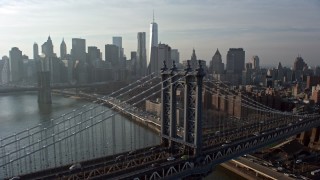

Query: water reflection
left=38, top=103, right=52, bottom=115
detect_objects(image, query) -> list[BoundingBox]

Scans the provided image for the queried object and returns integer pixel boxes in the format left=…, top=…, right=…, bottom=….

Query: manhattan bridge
left=1, top=61, right=319, bottom=179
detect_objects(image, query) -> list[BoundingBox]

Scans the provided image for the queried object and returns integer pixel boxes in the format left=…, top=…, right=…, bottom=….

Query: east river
left=0, top=92, right=243, bottom=179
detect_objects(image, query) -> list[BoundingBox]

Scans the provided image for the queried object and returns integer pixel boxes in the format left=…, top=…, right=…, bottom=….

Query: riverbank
left=53, top=90, right=161, bottom=133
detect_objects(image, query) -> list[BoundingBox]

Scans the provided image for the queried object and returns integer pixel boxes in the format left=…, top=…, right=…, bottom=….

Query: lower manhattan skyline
left=0, top=0, right=320, bottom=67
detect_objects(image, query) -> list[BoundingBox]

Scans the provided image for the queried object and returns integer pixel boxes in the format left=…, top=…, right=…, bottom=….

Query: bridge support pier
left=38, top=71, right=52, bottom=104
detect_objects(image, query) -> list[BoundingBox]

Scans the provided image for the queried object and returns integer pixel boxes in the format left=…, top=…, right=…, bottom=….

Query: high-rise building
left=225, top=48, right=245, bottom=85
left=277, top=62, right=284, bottom=81
left=71, top=38, right=86, bottom=63
left=293, top=56, right=306, bottom=71
left=128, top=51, right=137, bottom=76
left=149, top=43, right=171, bottom=75
left=189, top=48, right=199, bottom=70
left=137, top=32, right=147, bottom=76
left=226, top=48, right=245, bottom=74
left=41, top=36, right=54, bottom=58
left=148, top=12, right=158, bottom=68
left=210, top=49, right=224, bottom=74
left=112, top=36, right=124, bottom=68
left=315, top=66, right=320, bottom=76
left=182, top=49, right=206, bottom=70
left=71, top=38, right=87, bottom=83
left=33, top=43, right=39, bottom=60
left=105, top=44, right=119, bottom=67
left=0, top=60, right=3, bottom=83
left=87, top=46, right=101, bottom=82
left=87, top=46, right=100, bottom=66
left=131, top=51, right=137, bottom=62
left=60, top=38, right=67, bottom=59
left=158, top=43, right=172, bottom=69
left=191, top=48, right=197, bottom=61
left=242, top=66, right=253, bottom=85
left=251, top=55, right=260, bottom=70
left=112, top=37, right=123, bottom=56
left=1, top=56, right=10, bottom=84
left=112, top=37, right=122, bottom=51
left=9, top=47, right=23, bottom=82
left=307, top=76, right=320, bottom=89
left=171, top=49, right=180, bottom=64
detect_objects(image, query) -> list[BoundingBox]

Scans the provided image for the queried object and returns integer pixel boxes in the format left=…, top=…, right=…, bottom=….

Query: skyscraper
left=149, top=43, right=171, bottom=75
left=210, top=49, right=224, bottom=74
left=277, top=62, right=284, bottom=81
left=129, top=51, right=137, bottom=75
left=226, top=48, right=245, bottom=74
left=225, top=48, right=245, bottom=85
left=148, top=12, right=158, bottom=68
left=9, top=47, right=23, bottom=82
left=105, top=44, right=119, bottom=67
left=60, top=38, right=67, bottom=59
left=71, top=38, right=86, bottom=62
left=88, top=46, right=101, bottom=65
left=137, top=32, right=147, bottom=76
left=87, top=46, right=101, bottom=82
left=112, top=36, right=124, bottom=67
left=41, top=36, right=54, bottom=58
left=33, top=43, right=39, bottom=60
left=1, top=56, right=10, bottom=84
left=189, top=49, right=199, bottom=70
left=293, top=56, right=306, bottom=71
left=171, top=49, right=180, bottom=64
left=251, top=55, right=260, bottom=70
left=71, top=38, right=87, bottom=83
left=112, top=37, right=122, bottom=51
left=182, top=49, right=206, bottom=70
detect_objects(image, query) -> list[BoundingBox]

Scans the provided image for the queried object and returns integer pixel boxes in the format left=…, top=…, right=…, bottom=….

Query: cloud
left=0, top=0, right=319, bottom=66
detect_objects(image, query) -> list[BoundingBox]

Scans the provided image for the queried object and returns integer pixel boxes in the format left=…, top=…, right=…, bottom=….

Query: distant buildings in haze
left=1, top=12, right=319, bottom=91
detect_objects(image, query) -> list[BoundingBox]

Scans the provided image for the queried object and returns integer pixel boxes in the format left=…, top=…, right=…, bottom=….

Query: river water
left=0, top=92, right=242, bottom=179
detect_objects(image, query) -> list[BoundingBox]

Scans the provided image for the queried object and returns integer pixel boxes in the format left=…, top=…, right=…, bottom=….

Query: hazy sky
left=0, top=0, right=319, bottom=67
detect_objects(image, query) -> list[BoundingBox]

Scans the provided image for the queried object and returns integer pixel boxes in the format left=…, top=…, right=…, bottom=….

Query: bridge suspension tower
left=160, top=60, right=205, bottom=155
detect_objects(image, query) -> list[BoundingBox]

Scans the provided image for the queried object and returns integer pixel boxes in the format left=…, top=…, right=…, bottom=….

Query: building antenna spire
left=153, top=9, right=155, bottom=22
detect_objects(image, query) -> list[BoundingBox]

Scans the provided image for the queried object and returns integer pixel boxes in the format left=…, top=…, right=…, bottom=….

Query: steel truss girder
left=127, top=117, right=320, bottom=180
left=64, top=151, right=168, bottom=179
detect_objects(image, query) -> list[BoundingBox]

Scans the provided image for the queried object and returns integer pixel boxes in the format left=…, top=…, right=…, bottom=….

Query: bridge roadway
left=16, top=145, right=168, bottom=179
left=68, top=116, right=317, bottom=179
left=16, top=114, right=313, bottom=179
left=226, top=157, right=293, bottom=180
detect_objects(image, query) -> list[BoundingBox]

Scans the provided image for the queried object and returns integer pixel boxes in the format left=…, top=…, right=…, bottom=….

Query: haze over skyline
left=0, top=0, right=319, bottom=67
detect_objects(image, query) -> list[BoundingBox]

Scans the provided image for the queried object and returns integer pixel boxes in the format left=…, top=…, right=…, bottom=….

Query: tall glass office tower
left=137, top=32, right=147, bottom=76
left=148, top=12, right=158, bottom=68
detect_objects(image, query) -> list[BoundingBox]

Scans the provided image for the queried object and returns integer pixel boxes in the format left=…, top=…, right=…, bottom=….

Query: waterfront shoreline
left=53, top=90, right=161, bottom=133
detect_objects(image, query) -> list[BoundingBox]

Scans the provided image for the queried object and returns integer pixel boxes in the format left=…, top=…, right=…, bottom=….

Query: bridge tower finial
left=170, top=60, right=177, bottom=73
left=161, top=60, right=168, bottom=72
